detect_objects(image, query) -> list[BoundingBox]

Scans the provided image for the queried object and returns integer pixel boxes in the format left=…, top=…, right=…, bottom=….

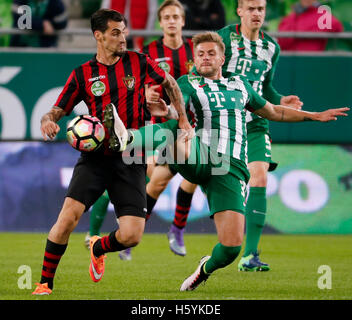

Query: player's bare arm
left=40, top=106, right=66, bottom=140
left=254, top=102, right=349, bottom=122
left=161, top=72, right=192, bottom=131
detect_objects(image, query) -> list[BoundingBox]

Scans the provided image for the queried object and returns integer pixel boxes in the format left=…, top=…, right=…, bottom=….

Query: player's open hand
left=41, top=120, right=60, bottom=140
left=147, top=98, right=168, bottom=117
left=316, top=107, right=349, bottom=122
left=145, top=85, right=160, bottom=103
left=281, top=95, right=303, bottom=110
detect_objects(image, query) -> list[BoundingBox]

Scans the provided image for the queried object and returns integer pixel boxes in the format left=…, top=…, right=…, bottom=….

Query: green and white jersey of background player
left=218, top=24, right=282, bottom=168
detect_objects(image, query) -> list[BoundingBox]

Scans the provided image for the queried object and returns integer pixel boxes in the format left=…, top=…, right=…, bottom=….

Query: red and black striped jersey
left=142, top=37, right=194, bottom=105
left=55, top=51, right=166, bottom=152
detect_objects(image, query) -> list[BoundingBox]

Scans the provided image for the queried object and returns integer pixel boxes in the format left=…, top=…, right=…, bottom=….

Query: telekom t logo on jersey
left=237, top=58, right=252, bottom=76
left=208, top=92, right=226, bottom=108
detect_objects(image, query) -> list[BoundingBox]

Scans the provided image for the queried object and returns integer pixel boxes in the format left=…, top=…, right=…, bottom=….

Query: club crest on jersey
left=91, top=80, right=106, bottom=96
left=188, top=75, right=201, bottom=86
left=230, top=32, right=241, bottom=43
left=158, top=61, right=170, bottom=73
left=123, top=75, right=136, bottom=90
left=185, top=60, right=194, bottom=73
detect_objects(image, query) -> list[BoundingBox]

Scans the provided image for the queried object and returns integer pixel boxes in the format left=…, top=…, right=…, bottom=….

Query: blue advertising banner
left=1, top=142, right=351, bottom=234
left=0, top=141, right=214, bottom=233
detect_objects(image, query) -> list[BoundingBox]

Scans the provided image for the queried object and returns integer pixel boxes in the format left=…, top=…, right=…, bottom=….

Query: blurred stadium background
left=0, top=0, right=352, bottom=236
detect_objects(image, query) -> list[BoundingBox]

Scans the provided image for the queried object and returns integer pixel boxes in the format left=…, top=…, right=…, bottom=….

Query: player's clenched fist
left=41, top=120, right=60, bottom=140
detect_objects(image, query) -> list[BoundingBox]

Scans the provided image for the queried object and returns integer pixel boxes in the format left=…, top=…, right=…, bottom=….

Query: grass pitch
left=0, top=233, right=351, bottom=300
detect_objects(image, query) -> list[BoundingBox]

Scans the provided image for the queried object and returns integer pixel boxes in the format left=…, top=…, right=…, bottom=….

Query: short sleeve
left=242, top=78, right=267, bottom=111
left=54, top=69, right=82, bottom=115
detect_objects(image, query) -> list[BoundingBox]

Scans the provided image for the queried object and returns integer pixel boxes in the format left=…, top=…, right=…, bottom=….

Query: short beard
left=197, top=67, right=217, bottom=78
left=113, top=50, right=125, bottom=57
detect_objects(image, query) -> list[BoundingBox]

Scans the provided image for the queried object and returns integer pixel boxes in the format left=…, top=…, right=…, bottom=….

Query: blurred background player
left=84, top=0, right=196, bottom=260
left=142, top=0, right=196, bottom=258
left=10, top=0, right=68, bottom=47
left=218, top=0, right=303, bottom=272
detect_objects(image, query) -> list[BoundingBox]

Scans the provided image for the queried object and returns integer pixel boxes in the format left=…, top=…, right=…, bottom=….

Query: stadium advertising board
left=0, top=142, right=351, bottom=234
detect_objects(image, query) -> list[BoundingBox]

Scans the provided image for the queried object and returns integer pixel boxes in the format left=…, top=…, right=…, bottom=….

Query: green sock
left=204, top=243, right=242, bottom=274
left=129, top=119, right=179, bottom=150
left=89, top=191, right=110, bottom=236
left=243, top=187, right=267, bottom=257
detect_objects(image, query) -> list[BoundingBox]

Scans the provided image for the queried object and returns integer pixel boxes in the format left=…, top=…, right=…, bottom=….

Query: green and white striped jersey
left=217, top=24, right=282, bottom=133
left=177, top=74, right=267, bottom=166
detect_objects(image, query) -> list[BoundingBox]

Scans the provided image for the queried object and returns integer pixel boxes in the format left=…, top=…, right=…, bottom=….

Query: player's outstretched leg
left=103, top=103, right=132, bottom=152
left=180, top=256, right=210, bottom=291
left=180, top=211, right=243, bottom=291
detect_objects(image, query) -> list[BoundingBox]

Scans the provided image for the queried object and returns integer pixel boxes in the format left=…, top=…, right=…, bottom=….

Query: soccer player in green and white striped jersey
left=217, top=0, right=304, bottom=271
left=114, top=32, right=347, bottom=290
left=166, top=0, right=303, bottom=264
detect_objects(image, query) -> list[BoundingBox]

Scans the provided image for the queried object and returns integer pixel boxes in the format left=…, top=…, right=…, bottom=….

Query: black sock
left=173, top=187, right=193, bottom=229
left=93, top=230, right=128, bottom=257
left=40, top=239, right=67, bottom=290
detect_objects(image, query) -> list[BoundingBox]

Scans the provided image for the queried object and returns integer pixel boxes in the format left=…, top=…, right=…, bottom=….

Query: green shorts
left=170, top=136, right=248, bottom=216
left=247, top=131, right=278, bottom=172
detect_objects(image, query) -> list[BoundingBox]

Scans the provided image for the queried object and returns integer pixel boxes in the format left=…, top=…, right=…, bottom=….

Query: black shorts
left=66, top=153, right=147, bottom=218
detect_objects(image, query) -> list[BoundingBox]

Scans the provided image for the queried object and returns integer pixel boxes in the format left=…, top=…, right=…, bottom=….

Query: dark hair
left=91, top=9, right=127, bottom=33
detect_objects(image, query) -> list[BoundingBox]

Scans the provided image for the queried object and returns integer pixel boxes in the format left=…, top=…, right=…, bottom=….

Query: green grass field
left=1, top=233, right=351, bottom=300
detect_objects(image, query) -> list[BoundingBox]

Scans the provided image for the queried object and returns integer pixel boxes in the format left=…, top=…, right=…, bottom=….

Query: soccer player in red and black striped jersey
left=86, top=0, right=195, bottom=259
left=85, top=0, right=197, bottom=261
left=32, top=8, right=191, bottom=295
left=142, top=0, right=198, bottom=258
left=142, top=0, right=194, bottom=110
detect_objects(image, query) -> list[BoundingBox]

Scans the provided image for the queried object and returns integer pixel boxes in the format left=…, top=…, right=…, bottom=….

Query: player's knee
left=150, top=179, right=169, bottom=196
left=56, top=206, right=83, bottom=234
left=118, top=226, right=143, bottom=247
left=249, top=172, right=267, bottom=187
left=221, top=233, right=243, bottom=247
left=180, top=180, right=197, bottom=193
left=120, top=233, right=142, bottom=247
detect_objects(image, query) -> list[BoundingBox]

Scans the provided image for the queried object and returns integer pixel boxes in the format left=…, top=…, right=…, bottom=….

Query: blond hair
left=192, top=32, right=225, bottom=54
left=157, top=0, right=185, bottom=21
